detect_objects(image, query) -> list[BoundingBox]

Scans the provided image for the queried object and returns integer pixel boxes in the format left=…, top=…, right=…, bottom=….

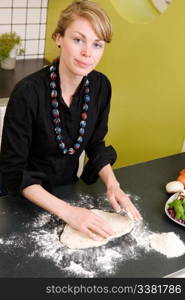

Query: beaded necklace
left=49, top=60, right=90, bottom=155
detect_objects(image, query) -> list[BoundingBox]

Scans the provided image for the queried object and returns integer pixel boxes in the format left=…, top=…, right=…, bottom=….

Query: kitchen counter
left=0, top=152, right=185, bottom=278
left=0, top=59, right=49, bottom=98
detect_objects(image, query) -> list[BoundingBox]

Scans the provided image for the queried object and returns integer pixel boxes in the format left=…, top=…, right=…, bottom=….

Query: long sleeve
left=0, top=80, right=47, bottom=195
left=0, top=65, right=117, bottom=194
left=81, top=75, right=117, bottom=184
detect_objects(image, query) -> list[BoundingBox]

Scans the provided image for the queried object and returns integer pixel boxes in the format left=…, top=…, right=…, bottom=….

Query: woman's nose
left=81, top=45, right=91, bottom=57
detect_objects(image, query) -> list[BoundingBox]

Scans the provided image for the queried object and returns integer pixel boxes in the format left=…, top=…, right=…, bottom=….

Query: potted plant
left=0, top=32, right=24, bottom=70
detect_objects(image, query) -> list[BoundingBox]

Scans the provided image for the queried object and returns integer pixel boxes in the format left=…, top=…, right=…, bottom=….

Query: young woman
left=0, top=0, right=141, bottom=241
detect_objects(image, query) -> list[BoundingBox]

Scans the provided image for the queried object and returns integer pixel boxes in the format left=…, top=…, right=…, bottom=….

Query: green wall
left=45, top=0, right=185, bottom=168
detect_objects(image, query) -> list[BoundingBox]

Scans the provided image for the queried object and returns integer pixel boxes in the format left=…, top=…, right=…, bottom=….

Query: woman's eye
left=94, top=43, right=102, bottom=49
left=74, top=38, right=82, bottom=44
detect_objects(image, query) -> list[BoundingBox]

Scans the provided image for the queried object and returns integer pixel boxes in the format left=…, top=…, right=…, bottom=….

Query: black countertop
left=0, top=59, right=49, bottom=98
left=0, top=153, right=185, bottom=278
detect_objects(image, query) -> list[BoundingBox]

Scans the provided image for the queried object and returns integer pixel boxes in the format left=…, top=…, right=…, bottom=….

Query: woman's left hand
left=107, top=184, right=142, bottom=221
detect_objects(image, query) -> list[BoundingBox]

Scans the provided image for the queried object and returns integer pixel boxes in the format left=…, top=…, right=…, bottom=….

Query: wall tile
left=0, top=24, right=11, bottom=34
left=26, top=24, right=39, bottom=39
left=25, top=40, right=39, bottom=55
left=42, top=0, right=48, bottom=8
left=24, top=54, right=38, bottom=59
left=41, top=8, right=47, bottom=23
left=12, top=8, right=26, bottom=24
left=39, top=39, right=45, bottom=54
left=27, top=8, right=41, bottom=23
left=0, top=9, right=11, bottom=24
left=13, top=0, right=27, bottom=7
left=12, top=24, right=25, bottom=39
left=28, top=0, right=41, bottom=8
left=0, top=1, right=48, bottom=60
left=0, top=0, right=12, bottom=7
left=40, top=24, right=46, bottom=39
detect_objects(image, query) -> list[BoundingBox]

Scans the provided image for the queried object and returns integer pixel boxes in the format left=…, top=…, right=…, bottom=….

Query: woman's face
left=56, top=17, right=105, bottom=77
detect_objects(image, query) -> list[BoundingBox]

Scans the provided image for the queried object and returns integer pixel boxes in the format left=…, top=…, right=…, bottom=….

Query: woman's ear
left=55, top=33, right=63, bottom=48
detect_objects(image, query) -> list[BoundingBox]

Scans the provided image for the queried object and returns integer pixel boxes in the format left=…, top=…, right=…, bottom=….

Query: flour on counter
left=29, top=223, right=138, bottom=277
left=31, top=212, right=52, bottom=228
left=131, top=222, right=152, bottom=251
left=64, top=262, right=96, bottom=277
left=0, top=234, right=26, bottom=248
left=149, top=232, right=185, bottom=258
left=0, top=192, right=185, bottom=277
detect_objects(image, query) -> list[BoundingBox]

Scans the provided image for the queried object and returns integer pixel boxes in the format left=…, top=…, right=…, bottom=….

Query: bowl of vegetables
left=165, top=191, right=185, bottom=227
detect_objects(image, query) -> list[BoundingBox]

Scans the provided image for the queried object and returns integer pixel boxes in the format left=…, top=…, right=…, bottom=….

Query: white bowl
left=165, top=193, right=185, bottom=228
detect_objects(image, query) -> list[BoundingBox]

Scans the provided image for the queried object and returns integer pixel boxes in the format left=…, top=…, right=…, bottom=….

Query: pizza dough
left=59, top=209, right=134, bottom=249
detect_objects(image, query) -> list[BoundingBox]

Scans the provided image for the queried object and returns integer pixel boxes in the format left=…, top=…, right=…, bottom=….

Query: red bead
left=50, top=72, right=57, bottom=80
left=68, top=148, right=75, bottom=155
left=51, top=89, right=57, bottom=98
left=74, top=143, right=80, bottom=150
left=81, top=112, right=87, bottom=120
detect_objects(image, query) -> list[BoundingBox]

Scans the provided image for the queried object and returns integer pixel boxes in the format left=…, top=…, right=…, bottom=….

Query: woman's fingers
left=119, top=195, right=142, bottom=221
left=107, top=187, right=142, bottom=221
left=92, top=217, right=114, bottom=236
left=83, top=228, right=111, bottom=241
left=88, top=224, right=111, bottom=239
left=110, top=199, right=121, bottom=212
left=108, top=191, right=121, bottom=212
left=66, top=206, right=114, bottom=240
left=83, top=228, right=101, bottom=241
left=131, top=205, right=142, bottom=220
left=82, top=222, right=112, bottom=241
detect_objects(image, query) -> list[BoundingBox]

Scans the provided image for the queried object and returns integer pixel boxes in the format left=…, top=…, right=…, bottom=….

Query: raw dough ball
left=165, top=181, right=184, bottom=193
left=59, top=209, right=134, bottom=249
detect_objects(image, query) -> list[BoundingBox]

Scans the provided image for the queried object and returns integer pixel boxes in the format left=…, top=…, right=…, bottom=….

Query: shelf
left=0, top=58, right=49, bottom=98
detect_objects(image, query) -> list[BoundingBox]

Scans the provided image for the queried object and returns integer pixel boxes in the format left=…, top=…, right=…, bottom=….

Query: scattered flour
left=29, top=223, right=139, bottom=277
left=130, top=221, right=152, bottom=251
left=31, top=212, right=51, bottom=228
left=65, top=262, right=96, bottom=277
left=149, top=232, right=185, bottom=258
left=0, top=193, right=185, bottom=277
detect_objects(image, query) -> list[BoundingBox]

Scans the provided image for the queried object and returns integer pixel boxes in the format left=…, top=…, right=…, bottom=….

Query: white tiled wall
left=0, top=0, right=48, bottom=59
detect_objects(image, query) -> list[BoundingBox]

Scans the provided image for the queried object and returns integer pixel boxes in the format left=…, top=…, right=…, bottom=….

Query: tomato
left=177, top=175, right=185, bottom=187
left=179, top=169, right=185, bottom=175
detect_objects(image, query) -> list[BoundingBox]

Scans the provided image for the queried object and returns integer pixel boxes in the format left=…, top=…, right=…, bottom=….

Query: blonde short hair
left=52, top=0, right=112, bottom=43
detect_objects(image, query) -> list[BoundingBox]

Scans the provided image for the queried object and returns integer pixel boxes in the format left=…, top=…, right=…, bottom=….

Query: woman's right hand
left=21, top=185, right=113, bottom=241
left=61, top=205, right=114, bottom=241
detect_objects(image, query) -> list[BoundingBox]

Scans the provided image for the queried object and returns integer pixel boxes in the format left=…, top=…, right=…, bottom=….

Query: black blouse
left=0, top=62, right=117, bottom=195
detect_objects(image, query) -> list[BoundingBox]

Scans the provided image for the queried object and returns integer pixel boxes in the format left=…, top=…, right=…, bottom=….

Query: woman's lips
left=75, top=59, right=92, bottom=68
